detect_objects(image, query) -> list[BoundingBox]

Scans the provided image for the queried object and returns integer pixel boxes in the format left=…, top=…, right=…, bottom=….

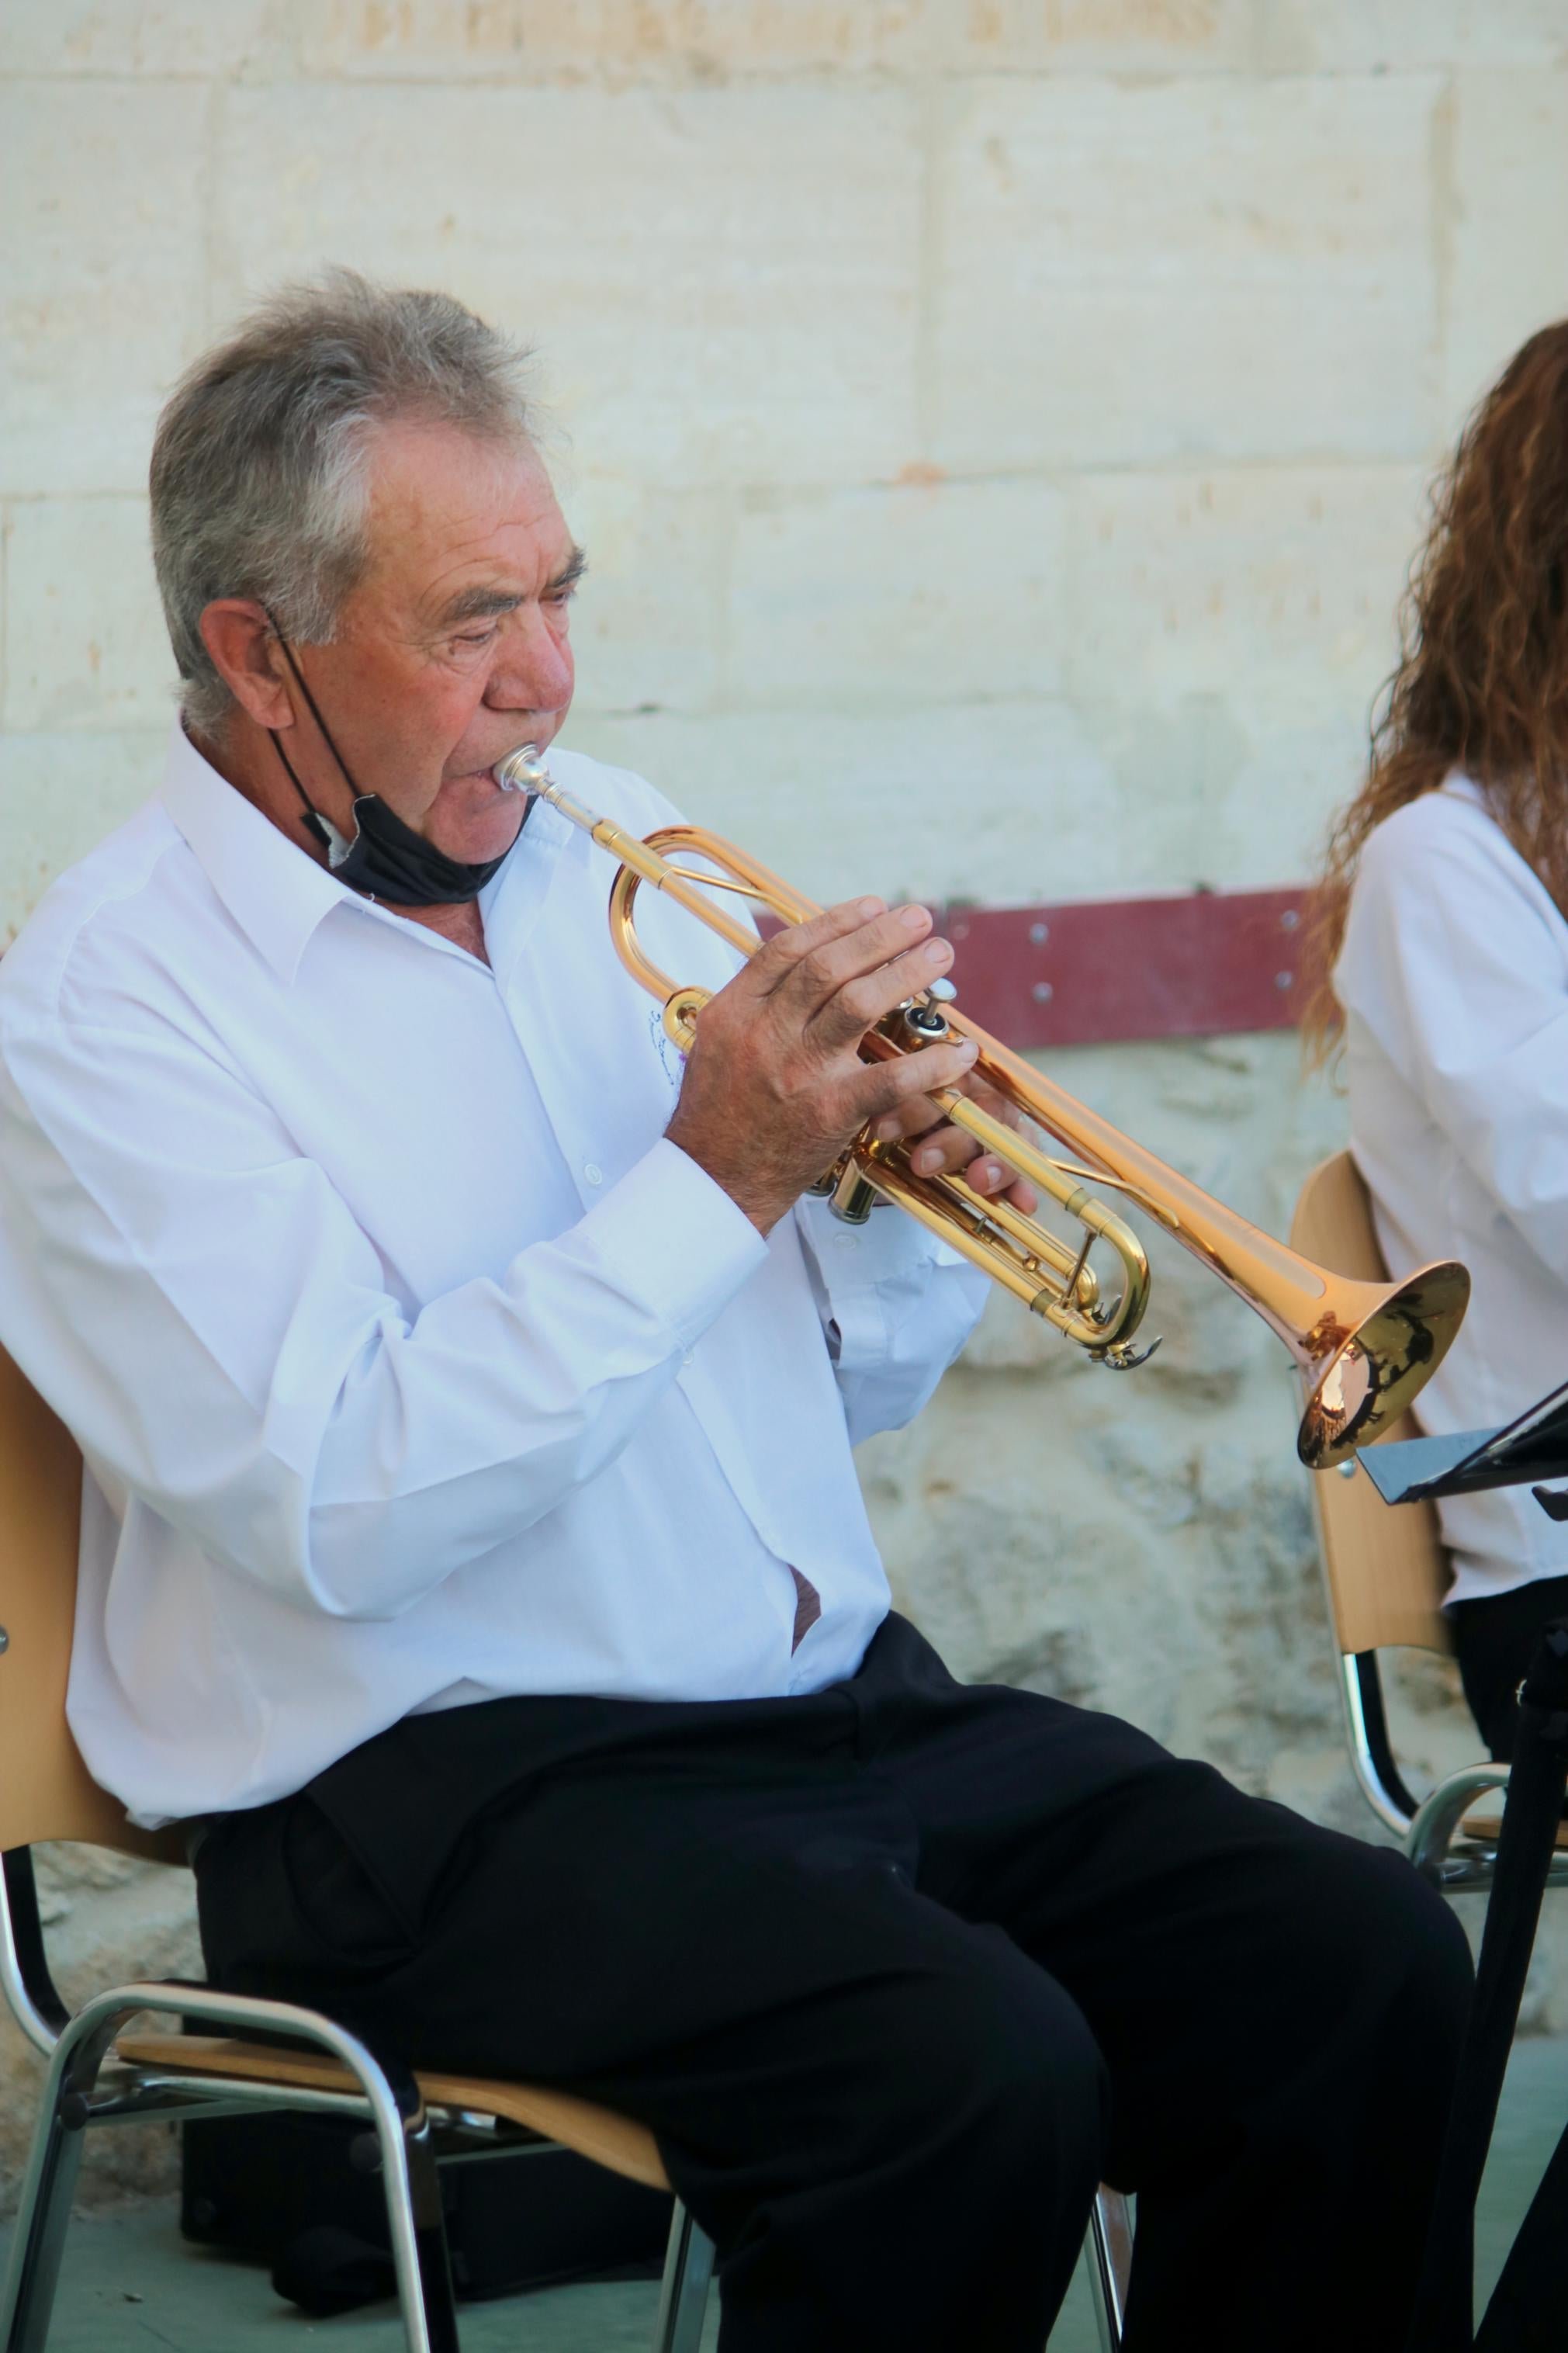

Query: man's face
left=281, top=419, right=580, bottom=865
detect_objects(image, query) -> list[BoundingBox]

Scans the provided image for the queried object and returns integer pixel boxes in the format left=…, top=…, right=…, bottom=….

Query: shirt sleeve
left=1335, top=804, right=1568, bottom=1278
left=791, top=1190, right=989, bottom=1446
left=0, top=1008, right=767, bottom=1624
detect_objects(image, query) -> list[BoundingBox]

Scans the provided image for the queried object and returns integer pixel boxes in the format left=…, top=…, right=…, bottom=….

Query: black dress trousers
left=195, top=1615, right=1472, bottom=2352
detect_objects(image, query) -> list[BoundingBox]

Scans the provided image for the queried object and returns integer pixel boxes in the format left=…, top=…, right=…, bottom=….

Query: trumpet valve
left=827, top=1162, right=883, bottom=1225
left=899, top=999, right=952, bottom=1045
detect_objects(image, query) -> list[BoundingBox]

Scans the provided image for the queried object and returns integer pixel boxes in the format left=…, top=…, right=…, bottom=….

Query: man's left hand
left=869, top=1074, right=1040, bottom=1213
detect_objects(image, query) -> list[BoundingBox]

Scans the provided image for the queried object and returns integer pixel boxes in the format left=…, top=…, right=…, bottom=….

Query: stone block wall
left=3, top=0, right=1568, bottom=2206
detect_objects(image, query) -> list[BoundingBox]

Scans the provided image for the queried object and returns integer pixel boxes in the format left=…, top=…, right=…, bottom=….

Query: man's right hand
left=664, top=897, right=980, bottom=1235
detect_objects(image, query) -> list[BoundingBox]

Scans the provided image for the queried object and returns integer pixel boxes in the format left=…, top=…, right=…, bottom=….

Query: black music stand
left=1356, top=1373, right=1568, bottom=1520
left=1356, top=1383, right=1568, bottom=2353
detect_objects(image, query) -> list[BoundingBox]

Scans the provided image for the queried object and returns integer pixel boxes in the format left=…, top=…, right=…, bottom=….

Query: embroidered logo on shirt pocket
left=648, top=1003, right=684, bottom=1091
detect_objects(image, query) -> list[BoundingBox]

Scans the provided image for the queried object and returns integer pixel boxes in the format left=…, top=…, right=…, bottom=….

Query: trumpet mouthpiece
left=494, top=743, right=550, bottom=795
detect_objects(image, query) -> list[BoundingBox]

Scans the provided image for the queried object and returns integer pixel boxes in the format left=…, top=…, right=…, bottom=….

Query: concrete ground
left=6, top=2035, right=1566, bottom=2349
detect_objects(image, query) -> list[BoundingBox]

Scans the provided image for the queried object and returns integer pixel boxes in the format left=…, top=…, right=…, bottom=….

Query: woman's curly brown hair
left=1304, top=321, right=1568, bottom=1059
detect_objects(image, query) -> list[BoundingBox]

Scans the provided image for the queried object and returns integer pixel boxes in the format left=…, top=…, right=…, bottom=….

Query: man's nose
left=489, top=606, right=573, bottom=714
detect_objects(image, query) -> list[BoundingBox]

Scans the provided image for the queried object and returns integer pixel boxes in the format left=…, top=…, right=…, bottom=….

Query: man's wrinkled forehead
left=357, top=418, right=572, bottom=605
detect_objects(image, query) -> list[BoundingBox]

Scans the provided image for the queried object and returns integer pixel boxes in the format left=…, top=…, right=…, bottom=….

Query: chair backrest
left=1289, top=1152, right=1453, bottom=1658
left=0, top=1343, right=179, bottom=1859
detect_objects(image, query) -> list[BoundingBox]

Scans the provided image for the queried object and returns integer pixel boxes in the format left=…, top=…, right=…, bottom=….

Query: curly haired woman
left=1310, top=323, right=1568, bottom=1762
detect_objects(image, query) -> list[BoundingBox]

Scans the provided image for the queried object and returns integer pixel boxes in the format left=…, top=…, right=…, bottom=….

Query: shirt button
left=681, top=1351, right=694, bottom=1370
left=583, top=1163, right=603, bottom=1187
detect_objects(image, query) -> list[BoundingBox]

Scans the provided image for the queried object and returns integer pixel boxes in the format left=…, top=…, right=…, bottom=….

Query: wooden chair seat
left=115, top=2032, right=670, bottom=2192
left=1462, top=1817, right=1568, bottom=1851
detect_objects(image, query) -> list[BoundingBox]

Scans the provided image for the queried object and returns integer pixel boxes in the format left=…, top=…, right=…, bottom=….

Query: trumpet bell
left=1296, top=1260, right=1471, bottom=1470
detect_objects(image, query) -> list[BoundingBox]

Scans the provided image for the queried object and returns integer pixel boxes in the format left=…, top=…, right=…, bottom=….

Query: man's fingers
left=808, top=933, right=954, bottom=1048
left=874, top=1091, right=943, bottom=1141
left=907, top=1123, right=974, bottom=1174
left=747, top=897, right=891, bottom=988
left=954, top=1154, right=1040, bottom=1213
left=733, top=897, right=889, bottom=1002
left=899, top=1120, right=1040, bottom=1212
left=846, top=1039, right=978, bottom=1125
left=871, top=1079, right=1016, bottom=1145
left=864, top=1061, right=1041, bottom=1212
left=766, top=903, right=943, bottom=1027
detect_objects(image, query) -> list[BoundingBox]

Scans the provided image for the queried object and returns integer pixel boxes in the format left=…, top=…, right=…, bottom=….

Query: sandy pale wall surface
left=4, top=0, right=1568, bottom=2206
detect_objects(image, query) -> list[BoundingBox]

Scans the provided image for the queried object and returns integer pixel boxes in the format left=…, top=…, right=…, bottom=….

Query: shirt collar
left=158, top=721, right=581, bottom=987
left=158, top=722, right=372, bottom=985
left=1441, top=769, right=1488, bottom=813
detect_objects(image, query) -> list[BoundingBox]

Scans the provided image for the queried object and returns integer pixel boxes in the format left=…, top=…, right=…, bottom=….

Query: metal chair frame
left=1338, top=1634, right=1568, bottom=1892
left=1292, top=1152, right=1568, bottom=1897
left=0, top=1850, right=1133, bottom=2353
left=0, top=1846, right=715, bottom=2353
left=1083, top=2187, right=1133, bottom=2348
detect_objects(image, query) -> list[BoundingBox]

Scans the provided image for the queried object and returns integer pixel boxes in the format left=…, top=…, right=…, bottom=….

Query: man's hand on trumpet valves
left=870, top=1075, right=1039, bottom=1218
left=664, top=894, right=1034, bottom=1235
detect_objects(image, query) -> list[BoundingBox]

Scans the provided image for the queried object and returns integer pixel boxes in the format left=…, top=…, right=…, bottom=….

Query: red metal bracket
left=933, top=887, right=1310, bottom=1049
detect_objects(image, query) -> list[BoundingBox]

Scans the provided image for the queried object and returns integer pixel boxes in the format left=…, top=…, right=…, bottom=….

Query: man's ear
left=199, top=601, right=294, bottom=730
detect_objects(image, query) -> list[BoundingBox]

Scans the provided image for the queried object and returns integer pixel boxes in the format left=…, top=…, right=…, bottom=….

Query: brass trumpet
left=495, top=748, right=1469, bottom=1471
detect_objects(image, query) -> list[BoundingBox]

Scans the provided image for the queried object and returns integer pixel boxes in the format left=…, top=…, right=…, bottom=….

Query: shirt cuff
left=794, top=1185, right=968, bottom=1289
left=574, top=1137, right=770, bottom=1353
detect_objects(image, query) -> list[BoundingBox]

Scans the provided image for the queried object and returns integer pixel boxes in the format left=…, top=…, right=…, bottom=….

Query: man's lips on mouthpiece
left=445, top=763, right=524, bottom=788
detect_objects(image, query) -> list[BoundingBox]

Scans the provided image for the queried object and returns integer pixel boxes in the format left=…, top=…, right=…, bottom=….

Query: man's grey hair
left=150, top=269, right=535, bottom=737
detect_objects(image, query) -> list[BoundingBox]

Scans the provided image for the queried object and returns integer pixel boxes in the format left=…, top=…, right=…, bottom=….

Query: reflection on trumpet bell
left=493, top=743, right=1470, bottom=1471
left=1295, top=1260, right=1471, bottom=1471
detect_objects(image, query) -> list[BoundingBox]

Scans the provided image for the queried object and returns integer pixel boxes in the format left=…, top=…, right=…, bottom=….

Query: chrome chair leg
left=652, top=2199, right=715, bottom=2353
left=397, top=2113, right=461, bottom=2353
left=1405, top=1762, right=1510, bottom=1880
left=1082, top=2184, right=1132, bottom=2353
left=0, top=2070, right=89, bottom=2352
left=1, top=1980, right=462, bottom=2353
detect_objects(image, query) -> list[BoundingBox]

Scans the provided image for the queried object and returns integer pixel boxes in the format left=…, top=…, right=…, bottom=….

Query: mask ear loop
left=260, top=606, right=358, bottom=855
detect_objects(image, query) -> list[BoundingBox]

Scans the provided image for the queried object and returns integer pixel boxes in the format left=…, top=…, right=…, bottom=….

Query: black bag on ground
left=181, top=2108, right=670, bottom=2315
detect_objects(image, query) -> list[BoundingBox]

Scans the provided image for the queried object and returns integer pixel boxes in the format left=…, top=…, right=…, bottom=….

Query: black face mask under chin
left=265, top=626, right=521, bottom=909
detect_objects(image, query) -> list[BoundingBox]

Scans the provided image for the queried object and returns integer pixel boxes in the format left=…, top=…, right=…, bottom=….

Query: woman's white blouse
left=1337, top=774, right=1568, bottom=1605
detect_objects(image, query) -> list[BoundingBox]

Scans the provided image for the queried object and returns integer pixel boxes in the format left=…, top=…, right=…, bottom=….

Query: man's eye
left=454, top=628, right=498, bottom=647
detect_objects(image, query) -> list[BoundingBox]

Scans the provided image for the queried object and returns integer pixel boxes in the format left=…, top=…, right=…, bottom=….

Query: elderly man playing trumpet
left=0, top=274, right=1467, bottom=2351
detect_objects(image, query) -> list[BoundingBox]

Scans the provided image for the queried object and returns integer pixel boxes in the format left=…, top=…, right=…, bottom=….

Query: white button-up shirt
left=1336, top=772, right=1568, bottom=1605
left=0, top=726, right=986, bottom=1825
